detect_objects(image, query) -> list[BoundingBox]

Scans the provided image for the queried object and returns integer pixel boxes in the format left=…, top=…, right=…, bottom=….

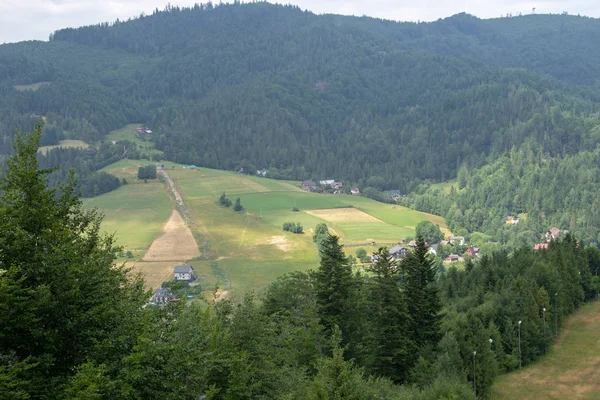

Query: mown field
left=493, top=300, right=600, bottom=400
left=38, top=139, right=89, bottom=155
left=85, top=159, right=451, bottom=298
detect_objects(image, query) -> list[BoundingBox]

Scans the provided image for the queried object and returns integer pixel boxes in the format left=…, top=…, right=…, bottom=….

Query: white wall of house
left=175, top=272, right=192, bottom=281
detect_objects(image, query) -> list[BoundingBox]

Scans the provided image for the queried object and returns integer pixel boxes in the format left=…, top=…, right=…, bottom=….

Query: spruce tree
left=314, top=235, right=353, bottom=334
left=368, top=247, right=412, bottom=383
left=401, top=235, right=442, bottom=350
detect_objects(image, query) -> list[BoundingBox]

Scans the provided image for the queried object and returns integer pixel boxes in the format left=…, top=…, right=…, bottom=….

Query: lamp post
left=542, top=307, right=547, bottom=353
left=554, top=292, right=558, bottom=337
left=489, top=338, right=493, bottom=399
left=473, top=350, right=477, bottom=399
left=518, top=320, right=522, bottom=369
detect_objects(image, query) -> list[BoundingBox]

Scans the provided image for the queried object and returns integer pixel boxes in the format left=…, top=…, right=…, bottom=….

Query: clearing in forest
left=38, top=140, right=89, bottom=155
left=305, top=207, right=384, bottom=223
left=493, top=300, right=600, bottom=400
left=142, top=210, right=201, bottom=261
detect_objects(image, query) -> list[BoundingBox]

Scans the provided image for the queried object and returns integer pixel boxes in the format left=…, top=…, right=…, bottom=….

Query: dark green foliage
left=219, top=192, right=232, bottom=207
left=368, top=248, right=412, bottom=383
left=137, top=164, right=157, bottom=179
left=0, top=124, right=147, bottom=398
left=233, top=197, right=243, bottom=211
left=283, top=222, right=304, bottom=234
left=314, top=235, right=354, bottom=333
left=401, top=236, right=442, bottom=350
left=415, top=221, right=444, bottom=244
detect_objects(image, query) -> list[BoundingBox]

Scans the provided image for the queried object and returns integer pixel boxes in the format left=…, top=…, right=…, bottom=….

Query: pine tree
left=369, top=248, right=412, bottom=383
left=314, top=235, right=353, bottom=334
left=401, top=235, right=442, bottom=350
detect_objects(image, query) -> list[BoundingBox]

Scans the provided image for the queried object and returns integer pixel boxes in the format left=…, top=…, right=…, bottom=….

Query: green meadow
left=106, top=124, right=163, bottom=156
left=86, top=161, right=451, bottom=298
left=492, top=300, right=600, bottom=400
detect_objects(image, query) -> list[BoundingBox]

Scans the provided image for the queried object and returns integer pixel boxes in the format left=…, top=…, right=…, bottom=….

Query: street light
left=518, top=320, right=522, bottom=369
left=542, top=307, right=547, bottom=353
left=554, top=292, right=558, bottom=337
left=489, top=338, right=493, bottom=398
left=473, top=350, right=477, bottom=399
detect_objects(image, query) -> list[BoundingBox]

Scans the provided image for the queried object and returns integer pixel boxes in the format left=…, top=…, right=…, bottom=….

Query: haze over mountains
left=2, top=2, right=600, bottom=243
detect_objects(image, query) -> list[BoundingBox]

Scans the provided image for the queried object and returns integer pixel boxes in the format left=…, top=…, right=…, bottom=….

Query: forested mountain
left=2, top=2, right=600, bottom=235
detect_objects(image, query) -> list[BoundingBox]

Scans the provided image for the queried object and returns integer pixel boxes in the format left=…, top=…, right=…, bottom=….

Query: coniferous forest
left=3, top=3, right=600, bottom=239
left=1, top=125, right=599, bottom=398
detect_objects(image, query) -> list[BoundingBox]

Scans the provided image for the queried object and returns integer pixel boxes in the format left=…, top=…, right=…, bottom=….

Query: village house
left=428, top=243, right=438, bottom=256
left=533, top=243, right=549, bottom=251
left=152, top=288, right=174, bottom=304
left=388, top=190, right=403, bottom=200
left=301, top=180, right=318, bottom=191
left=505, top=216, right=520, bottom=225
left=389, top=245, right=410, bottom=260
left=449, top=236, right=465, bottom=246
left=256, top=169, right=268, bottom=177
left=444, top=254, right=462, bottom=264
left=319, top=179, right=335, bottom=186
left=407, top=240, right=417, bottom=248
left=174, top=265, right=197, bottom=282
left=465, top=246, right=480, bottom=257
left=545, top=228, right=563, bottom=242
left=350, top=186, right=360, bottom=195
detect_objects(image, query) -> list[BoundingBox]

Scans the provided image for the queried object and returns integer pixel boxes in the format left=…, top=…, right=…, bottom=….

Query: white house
left=449, top=236, right=465, bottom=246
left=319, top=179, right=335, bottom=186
left=174, top=265, right=197, bottom=282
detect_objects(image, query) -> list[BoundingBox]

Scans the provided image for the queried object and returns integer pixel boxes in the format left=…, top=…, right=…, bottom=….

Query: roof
left=533, top=243, right=549, bottom=251
left=302, top=180, right=316, bottom=186
left=449, top=236, right=465, bottom=240
left=548, top=228, right=561, bottom=236
left=174, top=265, right=194, bottom=273
left=155, top=288, right=171, bottom=297
left=389, top=245, right=408, bottom=254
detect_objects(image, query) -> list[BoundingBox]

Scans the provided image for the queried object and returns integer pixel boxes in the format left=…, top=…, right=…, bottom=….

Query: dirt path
left=142, top=210, right=200, bottom=261
left=158, top=169, right=183, bottom=206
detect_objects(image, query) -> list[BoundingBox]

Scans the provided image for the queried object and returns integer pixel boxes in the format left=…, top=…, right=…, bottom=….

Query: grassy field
left=431, top=179, right=457, bottom=194
left=106, top=124, right=162, bottom=156
left=83, top=179, right=173, bottom=259
left=13, top=81, right=50, bottom=91
left=38, top=139, right=89, bottom=155
left=493, top=300, right=600, bottom=400
left=85, top=161, right=450, bottom=298
left=169, top=166, right=451, bottom=297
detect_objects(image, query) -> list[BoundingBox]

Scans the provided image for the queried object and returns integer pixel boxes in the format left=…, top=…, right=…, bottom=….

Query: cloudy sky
left=1, top=0, right=599, bottom=44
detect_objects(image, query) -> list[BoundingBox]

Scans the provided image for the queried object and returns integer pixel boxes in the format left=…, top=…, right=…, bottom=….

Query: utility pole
left=489, top=338, right=493, bottom=399
left=518, top=320, right=522, bottom=369
left=473, top=351, right=477, bottom=400
left=542, top=307, right=547, bottom=353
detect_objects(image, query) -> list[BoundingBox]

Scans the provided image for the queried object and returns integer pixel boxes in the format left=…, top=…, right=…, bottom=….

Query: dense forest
left=2, top=126, right=599, bottom=399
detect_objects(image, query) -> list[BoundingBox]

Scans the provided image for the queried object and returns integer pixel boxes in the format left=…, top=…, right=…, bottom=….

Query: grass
left=13, top=81, right=50, bottom=91
left=38, top=139, right=89, bottom=155
left=431, top=179, right=457, bottom=194
left=86, top=161, right=450, bottom=298
left=83, top=179, right=173, bottom=259
left=106, top=124, right=163, bottom=156
left=493, top=300, right=600, bottom=400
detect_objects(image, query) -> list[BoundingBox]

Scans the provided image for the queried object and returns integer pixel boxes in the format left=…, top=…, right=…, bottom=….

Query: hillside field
left=87, top=161, right=451, bottom=298
left=38, top=139, right=89, bottom=155
left=492, top=300, right=600, bottom=400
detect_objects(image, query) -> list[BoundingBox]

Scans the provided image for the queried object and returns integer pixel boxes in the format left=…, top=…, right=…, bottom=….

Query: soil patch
left=127, top=261, right=175, bottom=290
left=142, top=210, right=201, bottom=261
left=305, top=208, right=384, bottom=223
left=265, top=235, right=296, bottom=252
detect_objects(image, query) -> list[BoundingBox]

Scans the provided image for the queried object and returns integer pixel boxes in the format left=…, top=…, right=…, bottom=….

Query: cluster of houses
left=301, top=179, right=360, bottom=196
left=373, top=235, right=480, bottom=265
left=150, top=265, right=198, bottom=305
left=136, top=127, right=153, bottom=134
left=533, top=227, right=567, bottom=251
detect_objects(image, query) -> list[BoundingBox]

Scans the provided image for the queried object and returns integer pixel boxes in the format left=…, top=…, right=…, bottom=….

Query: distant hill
left=1, top=3, right=600, bottom=200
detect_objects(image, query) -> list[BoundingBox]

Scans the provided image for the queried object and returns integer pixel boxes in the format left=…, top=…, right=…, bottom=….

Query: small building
left=444, top=254, right=462, bottom=264
left=350, top=187, right=360, bottom=195
left=440, top=240, right=449, bottom=246
left=533, top=243, right=549, bottom=251
left=449, top=236, right=465, bottom=246
left=188, top=165, right=198, bottom=170
left=407, top=240, right=417, bottom=248
left=145, top=129, right=152, bottom=134
left=505, top=216, right=520, bottom=225
left=256, top=169, right=268, bottom=177
left=302, top=180, right=317, bottom=191
left=388, top=190, right=403, bottom=199
left=545, top=228, right=563, bottom=242
left=174, top=265, right=197, bottom=282
left=332, top=182, right=343, bottom=189
left=465, top=246, right=480, bottom=257
left=389, top=245, right=410, bottom=260
left=428, top=243, right=439, bottom=256
left=136, top=127, right=145, bottom=133
left=319, top=179, right=335, bottom=186
left=153, top=288, right=174, bottom=303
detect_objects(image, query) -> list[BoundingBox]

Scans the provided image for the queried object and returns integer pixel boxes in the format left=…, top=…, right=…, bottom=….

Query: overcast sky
left=1, top=0, right=600, bottom=44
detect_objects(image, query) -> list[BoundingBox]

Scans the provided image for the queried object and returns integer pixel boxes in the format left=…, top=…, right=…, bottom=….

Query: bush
left=292, top=207, right=299, bottom=212
left=283, top=222, right=303, bottom=234
left=233, top=197, right=243, bottom=211
left=219, top=192, right=232, bottom=207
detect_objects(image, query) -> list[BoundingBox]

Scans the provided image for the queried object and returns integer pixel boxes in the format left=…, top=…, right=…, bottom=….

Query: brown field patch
left=127, top=261, right=175, bottom=289
left=305, top=208, right=384, bottom=223
left=142, top=210, right=201, bottom=261
left=263, top=235, right=296, bottom=252
left=280, top=182, right=304, bottom=192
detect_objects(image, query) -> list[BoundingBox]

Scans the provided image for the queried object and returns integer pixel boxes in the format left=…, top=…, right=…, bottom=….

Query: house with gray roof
left=389, top=245, right=410, bottom=260
left=174, top=265, right=197, bottom=282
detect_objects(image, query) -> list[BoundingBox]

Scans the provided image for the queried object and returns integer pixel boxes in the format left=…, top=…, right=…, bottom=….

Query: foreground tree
left=400, top=235, right=442, bottom=351
left=0, top=123, right=147, bottom=398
